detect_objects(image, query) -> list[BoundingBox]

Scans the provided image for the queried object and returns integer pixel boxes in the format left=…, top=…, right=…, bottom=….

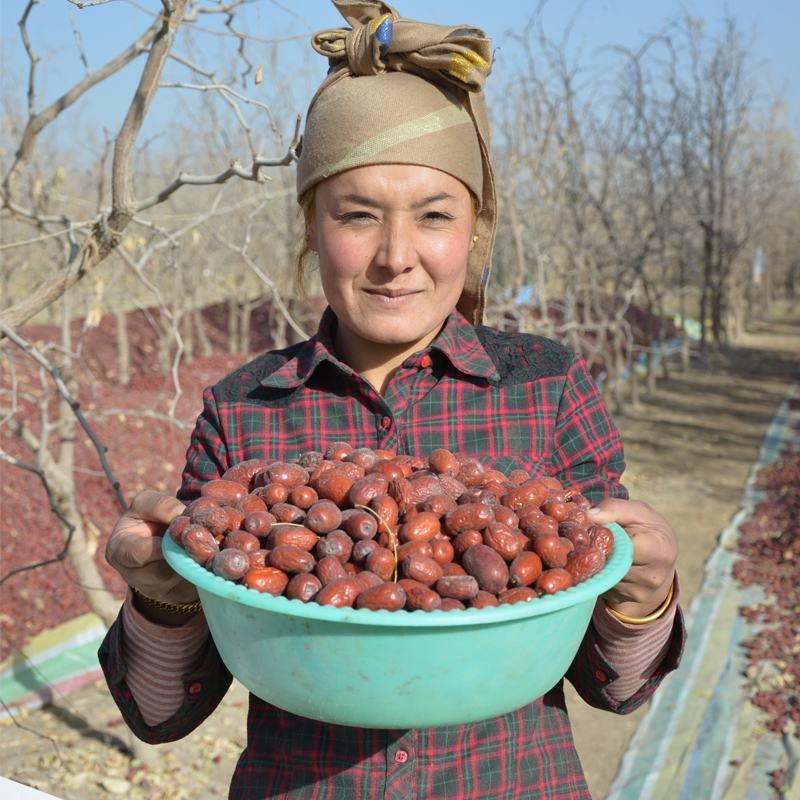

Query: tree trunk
left=114, top=307, right=131, bottom=385
left=180, top=308, right=194, bottom=364
left=227, top=297, right=239, bottom=354
left=194, top=308, right=213, bottom=357
left=239, top=301, right=253, bottom=354
left=270, top=302, right=288, bottom=350
left=54, top=334, right=121, bottom=626
left=646, top=350, right=656, bottom=394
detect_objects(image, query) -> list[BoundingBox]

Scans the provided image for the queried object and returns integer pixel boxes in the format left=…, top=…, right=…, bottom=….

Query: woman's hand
left=587, top=498, right=678, bottom=619
left=105, top=490, right=198, bottom=605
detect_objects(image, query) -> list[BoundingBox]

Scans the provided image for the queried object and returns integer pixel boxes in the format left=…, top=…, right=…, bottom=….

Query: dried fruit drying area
left=0, top=309, right=797, bottom=799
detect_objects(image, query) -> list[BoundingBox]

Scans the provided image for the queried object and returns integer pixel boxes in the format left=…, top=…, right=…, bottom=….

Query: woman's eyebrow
left=338, top=192, right=456, bottom=208
left=412, top=192, right=455, bottom=209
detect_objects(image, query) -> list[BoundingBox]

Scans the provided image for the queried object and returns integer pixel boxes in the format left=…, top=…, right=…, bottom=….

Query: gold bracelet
left=132, top=587, right=202, bottom=615
left=605, top=579, right=675, bottom=625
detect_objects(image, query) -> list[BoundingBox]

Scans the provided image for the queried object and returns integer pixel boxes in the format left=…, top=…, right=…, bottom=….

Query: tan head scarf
left=296, top=0, right=496, bottom=326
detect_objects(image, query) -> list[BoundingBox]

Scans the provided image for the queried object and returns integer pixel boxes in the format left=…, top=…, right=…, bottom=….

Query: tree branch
left=0, top=323, right=127, bottom=512
left=0, top=2, right=187, bottom=335
left=0, top=443, right=76, bottom=587
left=135, top=119, right=300, bottom=212
left=2, top=16, right=162, bottom=193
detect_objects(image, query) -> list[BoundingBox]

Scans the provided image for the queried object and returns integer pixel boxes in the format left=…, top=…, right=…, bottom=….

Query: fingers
left=129, top=489, right=186, bottom=526
left=588, top=497, right=678, bottom=608
left=110, top=530, right=165, bottom=569
left=106, top=490, right=185, bottom=570
left=586, top=498, right=659, bottom=528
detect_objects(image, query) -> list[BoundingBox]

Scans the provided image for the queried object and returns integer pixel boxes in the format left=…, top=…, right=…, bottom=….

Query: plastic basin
left=163, top=523, right=633, bottom=728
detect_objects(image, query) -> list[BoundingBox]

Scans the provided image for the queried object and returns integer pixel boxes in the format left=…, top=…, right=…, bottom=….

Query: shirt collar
left=260, top=306, right=500, bottom=390
left=423, top=311, right=500, bottom=383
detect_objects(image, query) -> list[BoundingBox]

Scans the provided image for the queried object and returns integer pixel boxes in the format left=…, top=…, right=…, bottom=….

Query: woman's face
left=308, top=163, right=475, bottom=363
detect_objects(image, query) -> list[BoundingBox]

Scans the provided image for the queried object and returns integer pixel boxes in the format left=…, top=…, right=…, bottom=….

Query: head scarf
left=296, top=0, right=496, bottom=326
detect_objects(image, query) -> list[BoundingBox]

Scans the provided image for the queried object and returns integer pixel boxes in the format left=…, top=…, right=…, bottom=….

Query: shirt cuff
left=592, top=573, right=680, bottom=640
left=123, top=588, right=209, bottom=641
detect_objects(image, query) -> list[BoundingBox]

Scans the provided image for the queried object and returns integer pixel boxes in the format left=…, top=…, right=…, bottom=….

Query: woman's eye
left=337, top=211, right=374, bottom=224
left=423, top=211, right=453, bottom=223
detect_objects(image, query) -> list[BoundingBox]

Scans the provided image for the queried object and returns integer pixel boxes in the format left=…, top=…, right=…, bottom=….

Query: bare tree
left=0, top=0, right=306, bottom=667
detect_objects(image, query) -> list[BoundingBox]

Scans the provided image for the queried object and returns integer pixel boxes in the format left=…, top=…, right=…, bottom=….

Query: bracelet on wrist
left=605, top=578, right=675, bottom=625
left=132, top=587, right=202, bottom=615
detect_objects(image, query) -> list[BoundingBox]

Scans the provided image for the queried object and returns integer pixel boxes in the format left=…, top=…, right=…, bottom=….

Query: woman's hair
left=294, top=191, right=316, bottom=296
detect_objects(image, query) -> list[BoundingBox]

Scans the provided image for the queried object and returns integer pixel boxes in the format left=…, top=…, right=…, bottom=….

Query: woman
left=101, top=3, right=683, bottom=798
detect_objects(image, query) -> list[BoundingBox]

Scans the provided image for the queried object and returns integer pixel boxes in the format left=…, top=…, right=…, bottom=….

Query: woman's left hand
left=586, top=498, right=678, bottom=619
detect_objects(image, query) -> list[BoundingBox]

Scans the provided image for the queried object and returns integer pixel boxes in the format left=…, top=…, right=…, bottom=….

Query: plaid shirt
left=100, top=309, right=685, bottom=799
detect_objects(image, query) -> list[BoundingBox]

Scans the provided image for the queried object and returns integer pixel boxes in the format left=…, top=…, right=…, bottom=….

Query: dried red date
left=535, top=568, right=574, bottom=595
left=398, top=511, right=441, bottom=543
left=314, top=577, right=360, bottom=607
left=222, top=530, right=260, bottom=553
left=356, top=583, right=406, bottom=611
left=470, top=590, right=500, bottom=609
left=173, top=444, right=614, bottom=611
left=341, top=509, right=378, bottom=541
left=436, top=574, right=479, bottom=601
left=304, top=500, right=343, bottom=534
left=352, top=538, right=380, bottom=564
left=315, top=555, right=347, bottom=585
left=181, top=525, right=219, bottom=564
left=589, top=525, right=614, bottom=558
left=401, top=554, right=444, bottom=587
left=269, top=544, right=316, bottom=574
left=316, top=529, right=353, bottom=563
left=286, top=573, right=322, bottom=602
left=499, top=587, right=537, bottom=605
left=444, top=503, right=494, bottom=534
left=167, top=515, right=191, bottom=543
left=271, top=502, right=306, bottom=524
left=244, top=567, right=289, bottom=595
left=244, top=511, right=276, bottom=537
left=365, top=547, right=396, bottom=581
left=462, top=544, right=509, bottom=594
left=509, top=552, right=543, bottom=587
left=201, top=479, right=246, bottom=505
left=565, top=545, right=606, bottom=583
left=210, top=549, right=250, bottom=581
left=267, top=462, right=309, bottom=489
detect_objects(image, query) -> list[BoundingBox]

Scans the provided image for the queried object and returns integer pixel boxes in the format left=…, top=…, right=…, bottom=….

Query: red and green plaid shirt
left=100, top=309, right=684, bottom=799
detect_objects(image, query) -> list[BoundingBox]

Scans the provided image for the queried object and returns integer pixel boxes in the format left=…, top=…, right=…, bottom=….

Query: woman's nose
left=374, top=217, right=416, bottom=275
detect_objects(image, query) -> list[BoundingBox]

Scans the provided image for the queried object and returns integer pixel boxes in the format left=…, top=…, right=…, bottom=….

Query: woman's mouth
left=363, top=288, right=421, bottom=304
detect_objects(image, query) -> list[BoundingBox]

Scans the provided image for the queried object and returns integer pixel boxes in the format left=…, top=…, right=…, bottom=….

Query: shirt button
left=394, top=750, right=409, bottom=763
left=419, top=354, right=432, bottom=368
left=380, top=416, right=391, bottom=430
left=594, top=669, right=607, bottom=682
left=188, top=681, right=203, bottom=695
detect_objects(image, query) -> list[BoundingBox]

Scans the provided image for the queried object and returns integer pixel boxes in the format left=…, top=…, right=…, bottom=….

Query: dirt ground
left=1, top=307, right=797, bottom=800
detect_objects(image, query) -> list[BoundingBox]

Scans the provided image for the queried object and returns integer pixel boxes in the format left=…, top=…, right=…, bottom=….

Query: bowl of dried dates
left=162, top=445, right=633, bottom=728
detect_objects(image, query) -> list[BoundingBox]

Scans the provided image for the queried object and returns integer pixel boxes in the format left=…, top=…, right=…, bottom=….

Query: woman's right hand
left=106, top=490, right=199, bottom=605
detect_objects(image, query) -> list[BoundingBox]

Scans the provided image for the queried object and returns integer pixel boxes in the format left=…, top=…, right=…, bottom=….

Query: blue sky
left=1, top=0, right=797, bottom=156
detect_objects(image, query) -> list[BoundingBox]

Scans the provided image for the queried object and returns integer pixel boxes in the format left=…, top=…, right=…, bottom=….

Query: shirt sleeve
left=178, top=385, right=230, bottom=503
left=566, top=584, right=685, bottom=713
left=553, top=356, right=628, bottom=504
left=587, top=575, right=682, bottom=701
left=97, top=599, right=233, bottom=743
left=121, top=591, right=212, bottom=726
left=99, top=386, right=235, bottom=742
left=552, top=356, right=685, bottom=707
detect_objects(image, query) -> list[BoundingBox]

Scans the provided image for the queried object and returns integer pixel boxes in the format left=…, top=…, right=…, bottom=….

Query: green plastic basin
left=162, top=523, right=633, bottom=728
